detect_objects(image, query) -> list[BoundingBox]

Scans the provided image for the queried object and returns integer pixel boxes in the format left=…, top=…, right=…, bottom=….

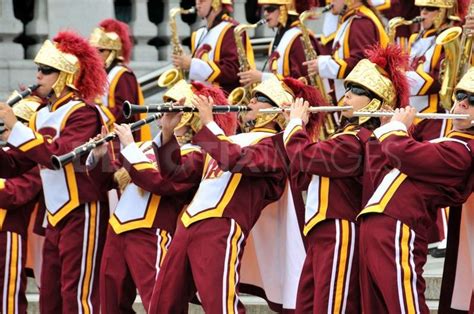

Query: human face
left=452, top=90, right=474, bottom=131
left=331, top=0, right=346, bottom=14
left=35, top=64, right=60, bottom=98
left=420, top=6, right=440, bottom=29
left=196, top=0, right=213, bottom=18
left=97, top=48, right=112, bottom=65
left=342, top=84, right=373, bottom=118
left=241, top=94, right=275, bottom=124
left=262, top=4, right=280, bottom=28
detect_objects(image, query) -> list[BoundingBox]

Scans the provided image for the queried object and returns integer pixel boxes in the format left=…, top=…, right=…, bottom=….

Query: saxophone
left=436, top=26, right=462, bottom=110
left=157, top=7, right=196, bottom=88
left=227, top=19, right=266, bottom=106
left=387, top=16, right=424, bottom=43
left=456, top=0, right=474, bottom=83
left=300, top=4, right=335, bottom=138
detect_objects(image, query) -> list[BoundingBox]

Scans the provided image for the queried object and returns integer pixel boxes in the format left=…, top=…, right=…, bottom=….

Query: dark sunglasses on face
left=255, top=94, right=277, bottom=107
left=455, top=90, right=474, bottom=106
left=345, top=84, right=373, bottom=98
left=263, top=5, right=279, bottom=13
left=37, top=65, right=59, bottom=75
left=419, top=6, right=439, bottom=12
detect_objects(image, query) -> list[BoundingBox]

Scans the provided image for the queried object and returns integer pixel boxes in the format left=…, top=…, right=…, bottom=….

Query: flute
left=51, top=113, right=161, bottom=170
left=123, top=101, right=249, bottom=118
left=258, top=106, right=353, bottom=114
left=352, top=111, right=470, bottom=120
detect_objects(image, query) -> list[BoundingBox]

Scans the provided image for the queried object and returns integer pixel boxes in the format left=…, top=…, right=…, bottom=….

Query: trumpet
left=123, top=101, right=249, bottom=118
left=51, top=113, right=162, bottom=170
left=6, top=84, right=39, bottom=106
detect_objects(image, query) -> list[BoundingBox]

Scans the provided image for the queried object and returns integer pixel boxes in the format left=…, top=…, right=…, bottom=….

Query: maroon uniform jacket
left=0, top=165, right=42, bottom=237
left=284, top=120, right=364, bottom=235
left=155, top=125, right=286, bottom=235
left=359, top=121, right=474, bottom=237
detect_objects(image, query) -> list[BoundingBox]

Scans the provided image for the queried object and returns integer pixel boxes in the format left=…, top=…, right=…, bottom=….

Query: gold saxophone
left=436, top=26, right=462, bottom=110
left=387, top=16, right=424, bottom=43
left=299, top=4, right=335, bottom=138
left=456, top=0, right=474, bottom=83
left=228, top=19, right=266, bottom=106
left=157, top=7, right=196, bottom=88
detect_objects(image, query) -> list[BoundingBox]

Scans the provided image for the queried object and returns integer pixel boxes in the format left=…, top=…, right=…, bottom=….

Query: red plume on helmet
left=283, top=77, right=328, bottom=140
left=364, top=44, right=410, bottom=109
left=295, top=0, right=316, bottom=14
left=456, top=0, right=470, bottom=22
left=99, top=18, right=133, bottom=64
left=53, top=31, right=107, bottom=103
left=191, top=82, right=237, bottom=136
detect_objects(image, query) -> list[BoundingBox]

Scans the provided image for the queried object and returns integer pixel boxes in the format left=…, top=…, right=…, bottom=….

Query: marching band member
left=171, top=0, right=250, bottom=95
left=305, top=0, right=388, bottom=104
left=0, top=31, right=108, bottom=313
left=148, top=79, right=291, bottom=313
left=284, top=44, right=409, bottom=314
left=238, top=0, right=321, bottom=85
left=0, top=99, right=42, bottom=314
left=89, top=18, right=151, bottom=142
left=357, top=55, right=474, bottom=313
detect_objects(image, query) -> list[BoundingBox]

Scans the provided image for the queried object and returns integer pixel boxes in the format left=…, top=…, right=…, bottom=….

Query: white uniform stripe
left=328, top=219, right=341, bottom=314
left=409, top=229, right=421, bottom=314
left=233, top=232, right=245, bottom=313
left=155, top=229, right=163, bottom=279
left=341, top=222, right=356, bottom=313
left=14, top=234, right=22, bottom=314
left=87, top=202, right=100, bottom=312
left=77, top=204, right=90, bottom=314
left=395, top=221, right=406, bottom=314
left=3, top=232, right=12, bottom=314
left=222, top=220, right=236, bottom=314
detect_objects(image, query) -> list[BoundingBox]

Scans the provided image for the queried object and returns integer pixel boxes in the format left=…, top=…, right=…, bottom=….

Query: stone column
left=26, top=0, right=49, bottom=59
left=130, top=0, right=159, bottom=61
left=0, top=0, right=24, bottom=60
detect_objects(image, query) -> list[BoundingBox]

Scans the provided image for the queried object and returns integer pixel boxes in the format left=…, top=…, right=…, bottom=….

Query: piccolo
left=258, top=106, right=353, bottom=114
left=352, top=111, right=470, bottom=120
left=50, top=113, right=161, bottom=170
left=123, top=101, right=249, bottom=118
left=6, top=84, right=39, bottom=106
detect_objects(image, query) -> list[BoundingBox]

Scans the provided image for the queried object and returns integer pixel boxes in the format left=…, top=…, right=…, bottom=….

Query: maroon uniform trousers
left=40, top=202, right=108, bottom=314
left=0, top=232, right=27, bottom=314
left=359, top=214, right=429, bottom=314
left=149, top=218, right=246, bottom=314
left=100, top=226, right=171, bottom=313
left=295, top=219, right=359, bottom=314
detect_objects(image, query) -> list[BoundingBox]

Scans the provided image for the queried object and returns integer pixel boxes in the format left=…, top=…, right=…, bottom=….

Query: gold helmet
left=212, top=0, right=233, bottom=11
left=250, top=78, right=294, bottom=129
left=344, top=44, right=410, bottom=124
left=162, top=80, right=197, bottom=133
left=258, top=0, right=293, bottom=26
left=90, top=19, right=132, bottom=68
left=415, top=0, right=455, bottom=28
left=454, top=67, right=474, bottom=94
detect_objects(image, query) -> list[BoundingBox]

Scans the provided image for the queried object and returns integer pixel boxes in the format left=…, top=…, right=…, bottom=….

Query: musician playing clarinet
left=0, top=31, right=108, bottom=314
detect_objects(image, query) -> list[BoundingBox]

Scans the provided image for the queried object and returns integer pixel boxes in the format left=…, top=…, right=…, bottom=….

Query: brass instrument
left=157, top=7, right=196, bottom=88
left=300, top=4, right=336, bottom=138
left=456, top=0, right=474, bottom=83
left=50, top=113, right=162, bottom=170
left=124, top=100, right=249, bottom=118
left=228, top=19, right=267, bottom=106
left=436, top=26, right=462, bottom=110
left=387, top=16, right=424, bottom=43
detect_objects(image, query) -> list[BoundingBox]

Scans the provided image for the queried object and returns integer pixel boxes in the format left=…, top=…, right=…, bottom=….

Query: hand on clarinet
left=0, top=102, right=18, bottom=130
left=91, top=126, right=109, bottom=160
left=161, top=97, right=185, bottom=144
left=114, top=123, right=134, bottom=148
left=192, top=95, right=214, bottom=125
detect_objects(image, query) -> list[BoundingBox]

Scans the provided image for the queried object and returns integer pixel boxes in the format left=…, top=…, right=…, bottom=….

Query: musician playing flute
left=0, top=31, right=108, bottom=314
left=357, top=56, right=474, bottom=313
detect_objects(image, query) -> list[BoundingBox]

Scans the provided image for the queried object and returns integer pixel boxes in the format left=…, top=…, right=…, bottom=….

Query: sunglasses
left=419, top=6, right=439, bottom=12
left=263, top=5, right=279, bottom=13
left=455, top=91, right=474, bottom=106
left=345, top=84, right=374, bottom=98
left=255, top=94, right=277, bottom=107
left=37, top=65, right=59, bottom=75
